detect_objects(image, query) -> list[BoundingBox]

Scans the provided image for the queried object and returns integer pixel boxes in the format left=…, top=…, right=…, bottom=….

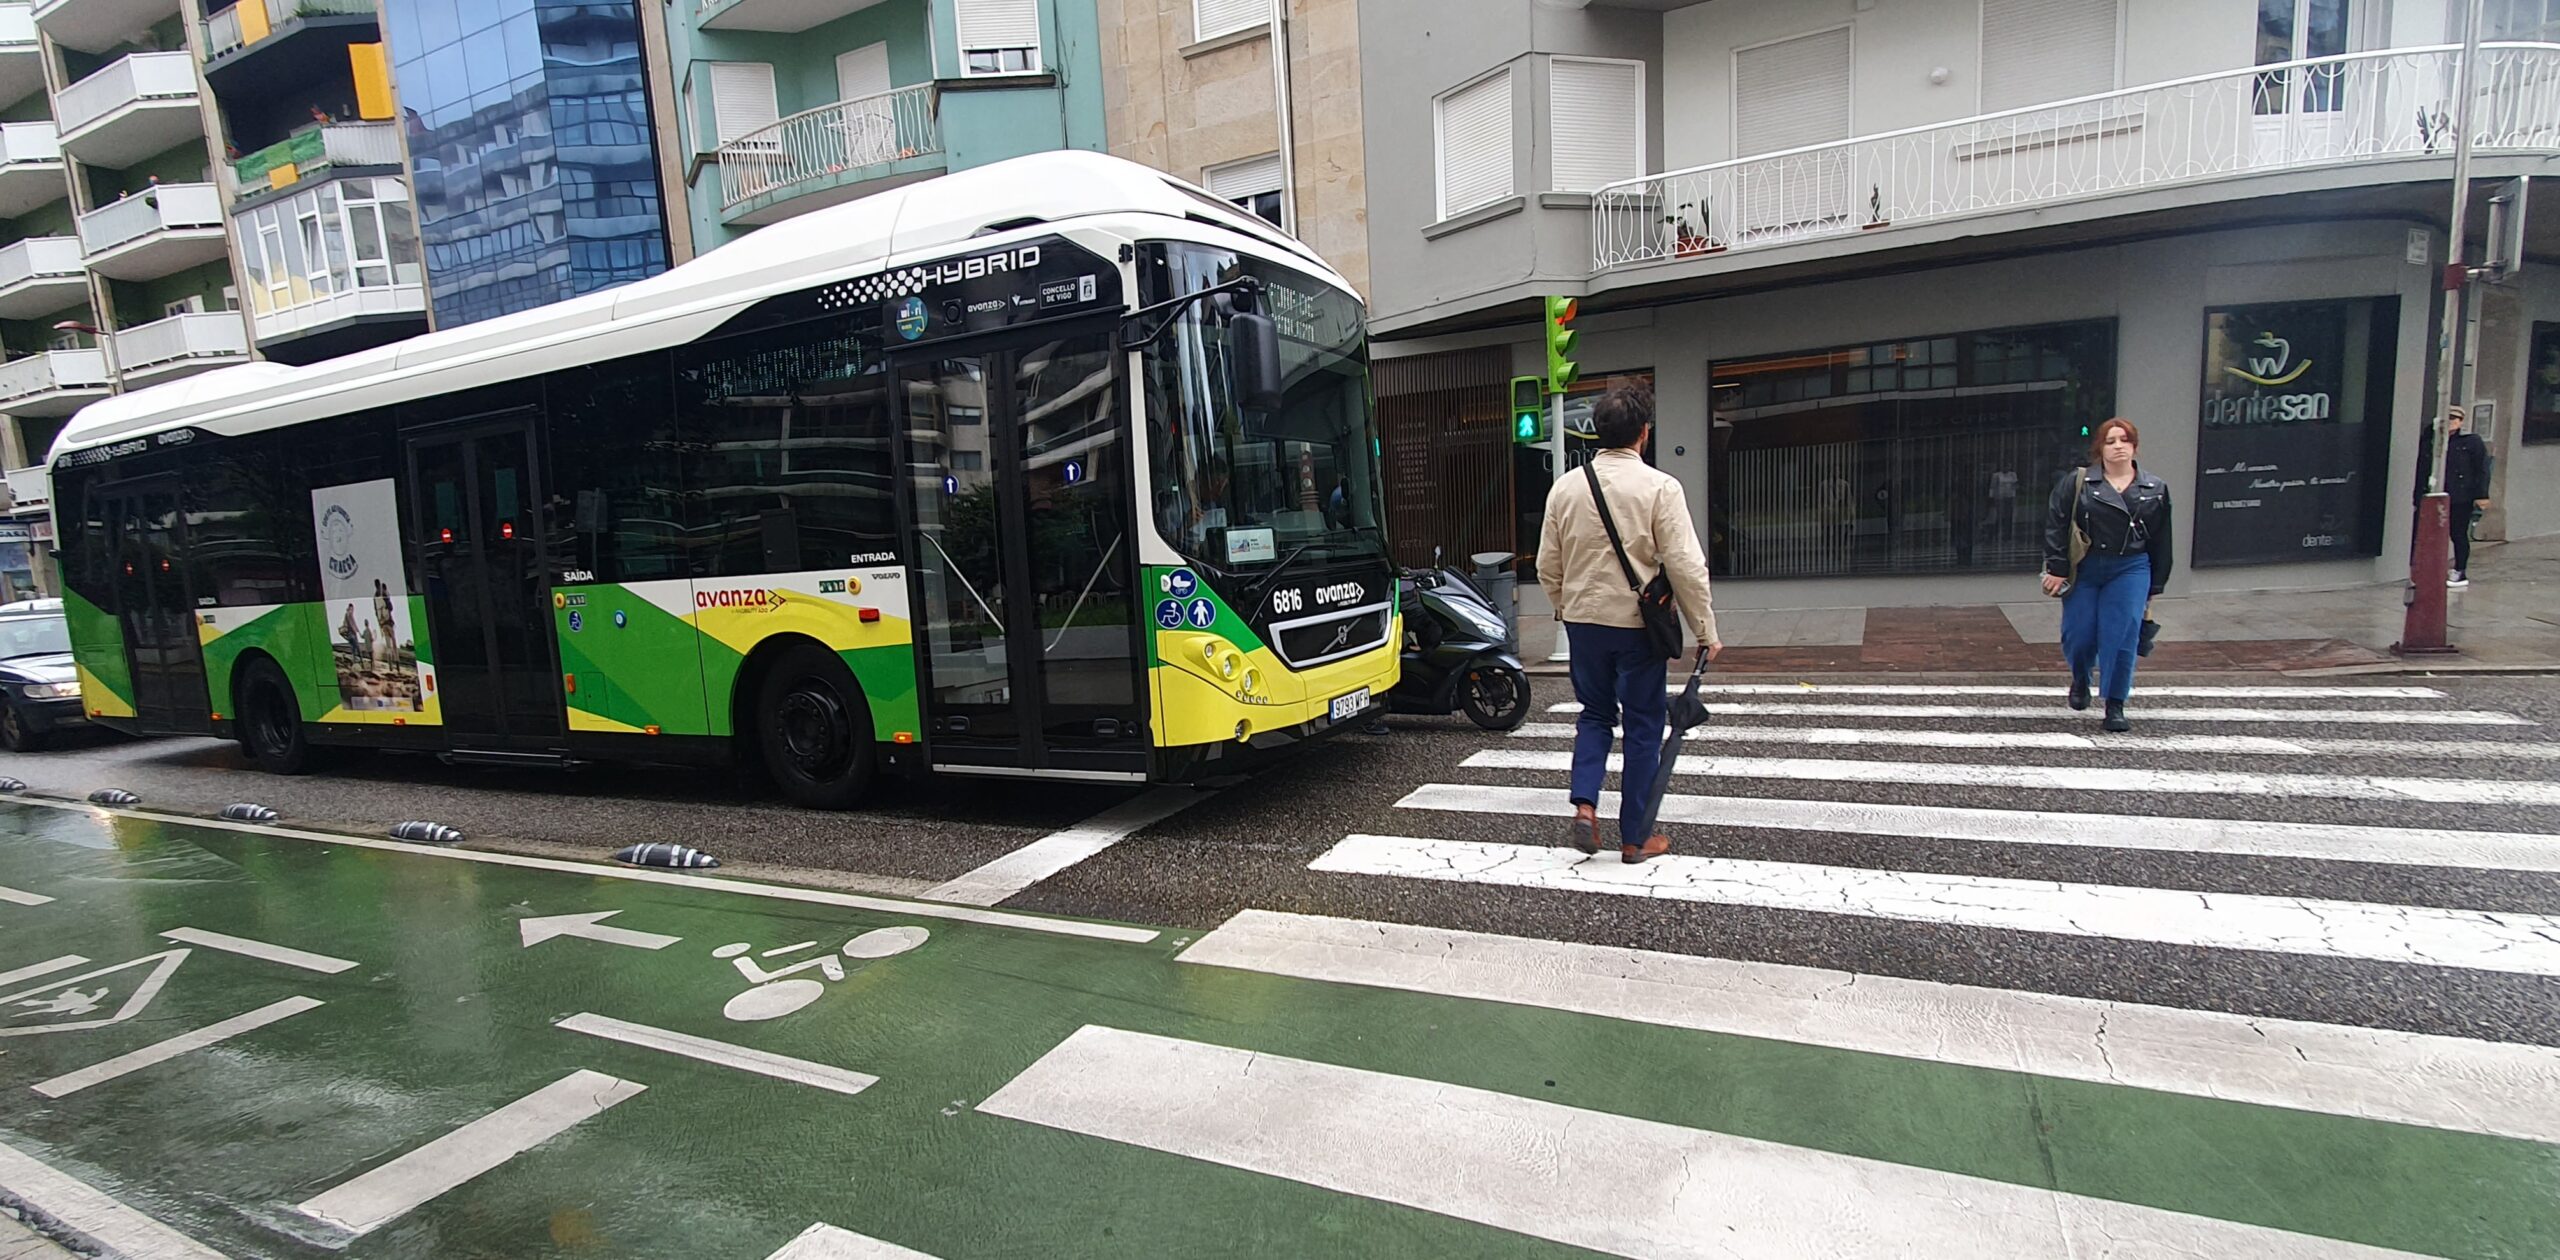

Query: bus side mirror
left=1230, top=308, right=1284, bottom=414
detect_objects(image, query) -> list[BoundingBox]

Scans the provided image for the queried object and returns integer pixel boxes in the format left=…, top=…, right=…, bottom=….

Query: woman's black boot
left=2103, top=700, right=2130, bottom=733
left=2068, top=677, right=2090, bottom=711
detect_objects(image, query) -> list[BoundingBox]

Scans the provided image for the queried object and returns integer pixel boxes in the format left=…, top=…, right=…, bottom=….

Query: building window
left=1435, top=67, right=1514, bottom=221
left=1979, top=0, right=2118, bottom=112
left=1735, top=28, right=1851, bottom=157
left=1195, top=0, right=1261, bottom=43
left=956, top=0, right=1041, bottom=76
left=1706, top=321, right=2118, bottom=578
left=706, top=62, right=779, bottom=150
left=2527, top=323, right=2560, bottom=445
left=1549, top=56, right=1643, bottom=194
left=2485, top=0, right=2560, bottom=41
left=1206, top=152, right=1284, bottom=227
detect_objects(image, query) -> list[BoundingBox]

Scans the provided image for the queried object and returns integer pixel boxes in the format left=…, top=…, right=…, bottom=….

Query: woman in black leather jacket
left=2041, top=418, right=2173, bottom=732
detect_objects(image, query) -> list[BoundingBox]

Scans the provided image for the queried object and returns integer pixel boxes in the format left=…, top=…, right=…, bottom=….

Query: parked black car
left=0, top=605, right=85, bottom=752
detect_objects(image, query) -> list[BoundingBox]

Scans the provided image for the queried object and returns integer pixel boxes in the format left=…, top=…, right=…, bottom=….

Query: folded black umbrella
left=1630, top=656, right=1713, bottom=843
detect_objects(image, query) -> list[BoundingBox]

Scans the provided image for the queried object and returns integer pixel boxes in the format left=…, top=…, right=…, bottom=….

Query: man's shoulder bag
left=1583, top=461, right=1686, bottom=660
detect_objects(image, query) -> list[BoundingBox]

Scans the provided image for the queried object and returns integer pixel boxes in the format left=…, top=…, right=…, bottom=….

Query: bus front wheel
left=237, top=659, right=313, bottom=775
left=753, top=644, right=876, bottom=810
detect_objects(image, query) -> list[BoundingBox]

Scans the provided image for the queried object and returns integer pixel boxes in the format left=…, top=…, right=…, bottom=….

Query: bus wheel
left=237, top=659, right=313, bottom=775
left=754, top=645, right=875, bottom=810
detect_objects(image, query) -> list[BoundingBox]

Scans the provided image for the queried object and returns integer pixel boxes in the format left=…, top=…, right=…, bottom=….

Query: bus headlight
left=1202, top=642, right=1220, bottom=664
left=1241, top=668, right=1260, bottom=694
left=1220, top=654, right=1239, bottom=681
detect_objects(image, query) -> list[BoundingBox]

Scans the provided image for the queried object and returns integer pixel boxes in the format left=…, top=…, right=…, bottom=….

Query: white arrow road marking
left=517, top=911, right=681, bottom=951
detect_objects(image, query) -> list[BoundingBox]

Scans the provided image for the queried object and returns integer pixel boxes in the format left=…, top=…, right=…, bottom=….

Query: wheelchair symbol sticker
left=1154, top=600, right=1184, bottom=630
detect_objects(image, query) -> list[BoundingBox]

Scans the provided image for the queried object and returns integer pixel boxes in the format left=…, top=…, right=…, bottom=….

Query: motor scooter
left=1387, top=551, right=1531, bottom=730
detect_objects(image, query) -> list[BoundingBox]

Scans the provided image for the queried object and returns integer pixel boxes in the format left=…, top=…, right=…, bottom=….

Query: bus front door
left=903, top=333, right=1148, bottom=778
left=407, top=418, right=564, bottom=750
left=103, top=479, right=211, bottom=733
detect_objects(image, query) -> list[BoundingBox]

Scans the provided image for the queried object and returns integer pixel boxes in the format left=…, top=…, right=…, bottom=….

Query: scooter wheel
left=1460, top=665, right=1531, bottom=732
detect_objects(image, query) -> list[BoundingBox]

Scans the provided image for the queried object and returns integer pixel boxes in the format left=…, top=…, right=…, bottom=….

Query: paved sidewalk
left=1515, top=535, right=2560, bottom=675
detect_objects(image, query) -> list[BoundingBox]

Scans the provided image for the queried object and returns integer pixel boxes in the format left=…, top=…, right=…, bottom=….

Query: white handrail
left=0, top=237, right=81, bottom=289
left=0, top=4, right=34, bottom=46
left=78, top=183, right=224, bottom=254
left=56, top=52, right=197, bottom=137
left=1593, top=43, right=2560, bottom=272
left=0, top=121, right=58, bottom=165
left=113, top=312, right=249, bottom=373
left=0, top=349, right=107, bottom=405
left=720, top=83, right=939, bottom=210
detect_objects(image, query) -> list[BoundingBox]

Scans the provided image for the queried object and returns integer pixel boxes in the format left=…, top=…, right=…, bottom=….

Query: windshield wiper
left=1246, top=541, right=1321, bottom=612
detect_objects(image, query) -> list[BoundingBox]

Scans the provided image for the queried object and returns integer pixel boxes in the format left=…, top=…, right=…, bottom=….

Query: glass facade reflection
left=384, top=0, right=670, bottom=327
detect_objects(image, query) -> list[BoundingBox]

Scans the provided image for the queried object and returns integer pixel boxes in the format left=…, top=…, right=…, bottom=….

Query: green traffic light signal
left=1543, top=295, right=1580, bottom=395
left=1508, top=375, right=1546, bottom=445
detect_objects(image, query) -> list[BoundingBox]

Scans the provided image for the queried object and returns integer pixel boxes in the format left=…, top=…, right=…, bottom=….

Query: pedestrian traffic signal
left=1543, top=295, right=1580, bottom=395
left=1509, top=376, right=1546, bottom=444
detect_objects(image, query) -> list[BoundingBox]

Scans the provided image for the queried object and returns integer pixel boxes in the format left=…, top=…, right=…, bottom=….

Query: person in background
left=1536, top=382, right=1721, bottom=865
left=2042, top=418, right=2172, bottom=733
left=2415, top=405, right=2492, bottom=588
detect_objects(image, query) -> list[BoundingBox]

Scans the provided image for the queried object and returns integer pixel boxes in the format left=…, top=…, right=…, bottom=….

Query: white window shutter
left=1980, top=0, right=2118, bottom=112
left=1735, top=29, right=1851, bottom=156
left=1436, top=68, right=1514, bottom=220
left=1196, top=0, right=1261, bottom=42
left=709, top=62, right=779, bottom=146
left=955, top=0, right=1040, bottom=51
left=837, top=43, right=891, bottom=102
left=1206, top=152, right=1283, bottom=198
left=1550, top=56, right=1643, bottom=194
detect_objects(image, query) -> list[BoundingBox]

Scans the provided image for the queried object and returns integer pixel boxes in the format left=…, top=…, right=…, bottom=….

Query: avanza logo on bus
left=696, top=588, right=788, bottom=611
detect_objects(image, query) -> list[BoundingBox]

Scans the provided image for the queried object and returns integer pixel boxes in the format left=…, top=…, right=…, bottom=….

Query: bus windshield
left=1142, top=244, right=1385, bottom=572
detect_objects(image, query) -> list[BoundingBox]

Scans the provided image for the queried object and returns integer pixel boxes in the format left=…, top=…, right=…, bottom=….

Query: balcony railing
left=0, top=4, right=33, bottom=48
left=1594, top=43, right=2560, bottom=273
left=55, top=52, right=197, bottom=139
left=203, top=0, right=376, bottom=60
left=4, top=465, right=47, bottom=514
left=0, top=349, right=108, bottom=409
left=79, top=182, right=224, bottom=255
left=113, top=311, right=249, bottom=377
left=719, top=83, right=939, bottom=210
left=0, top=120, right=56, bottom=166
left=0, top=236, right=81, bottom=288
left=232, top=121, right=403, bottom=193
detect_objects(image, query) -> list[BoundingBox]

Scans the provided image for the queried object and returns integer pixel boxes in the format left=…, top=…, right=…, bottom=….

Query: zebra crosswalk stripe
left=1675, top=684, right=2450, bottom=699
left=1506, top=722, right=2560, bottom=760
left=1392, top=782, right=2560, bottom=873
left=1462, top=748, right=2560, bottom=806
left=1538, top=701, right=2532, bottom=725
left=1177, top=909, right=2560, bottom=1146
left=1307, top=834, right=2560, bottom=977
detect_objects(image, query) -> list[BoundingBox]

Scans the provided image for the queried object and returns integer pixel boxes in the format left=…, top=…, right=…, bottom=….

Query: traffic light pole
left=2396, top=0, right=2482, bottom=657
left=1547, top=391, right=1569, bottom=663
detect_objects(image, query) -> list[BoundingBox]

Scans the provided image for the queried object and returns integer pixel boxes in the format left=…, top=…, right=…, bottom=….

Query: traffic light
left=1509, top=376, right=1546, bottom=444
left=1543, top=295, right=1580, bottom=395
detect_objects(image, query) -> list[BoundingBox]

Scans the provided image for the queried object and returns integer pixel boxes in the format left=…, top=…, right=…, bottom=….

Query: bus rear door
left=406, top=414, right=564, bottom=751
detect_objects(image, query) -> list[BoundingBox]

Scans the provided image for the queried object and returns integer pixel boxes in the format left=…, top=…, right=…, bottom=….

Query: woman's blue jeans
left=2061, top=552, right=2151, bottom=703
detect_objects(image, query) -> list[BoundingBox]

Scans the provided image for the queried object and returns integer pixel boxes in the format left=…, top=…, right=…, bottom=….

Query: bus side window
left=758, top=509, right=799, bottom=573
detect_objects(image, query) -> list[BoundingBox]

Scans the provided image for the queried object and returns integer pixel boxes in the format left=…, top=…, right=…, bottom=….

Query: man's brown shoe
left=1621, top=835, right=1670, bottom=864
left=1570, top=804, right=1601, bottom=855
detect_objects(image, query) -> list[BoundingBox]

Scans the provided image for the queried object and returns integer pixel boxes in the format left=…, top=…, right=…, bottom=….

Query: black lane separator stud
left=0, top=778, right=24, bottom=793
left=220, top=803, right=281, bottom=823
left=389, top=820, right=464, bottom=845
left=88, top=788, right=139, bottom=806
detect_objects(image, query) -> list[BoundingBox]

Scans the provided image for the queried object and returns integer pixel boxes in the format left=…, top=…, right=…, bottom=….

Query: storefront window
left=1707, top=322, right=2116, bottom=578
left=2525, top=322, right=2560, bottom=446
left=2193, top=298, right=2399, bottom=565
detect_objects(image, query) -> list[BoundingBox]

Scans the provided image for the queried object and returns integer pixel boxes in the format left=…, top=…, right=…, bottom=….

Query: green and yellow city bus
left=44, top=152, right=1395, bottom=807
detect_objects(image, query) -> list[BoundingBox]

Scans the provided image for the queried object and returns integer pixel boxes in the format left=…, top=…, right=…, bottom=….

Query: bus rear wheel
left=237, top=659, right=313, bottom=775
left=754, top=645, right=876, bottom=810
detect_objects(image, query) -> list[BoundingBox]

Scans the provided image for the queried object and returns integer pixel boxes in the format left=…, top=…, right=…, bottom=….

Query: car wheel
left=754, top=644, right=876, bottom=810
left=0, top=701, right=42, bottom=753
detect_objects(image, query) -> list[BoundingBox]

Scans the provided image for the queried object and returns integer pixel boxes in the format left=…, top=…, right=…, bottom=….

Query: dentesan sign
left=2191, top=299, right=2398, bottom=567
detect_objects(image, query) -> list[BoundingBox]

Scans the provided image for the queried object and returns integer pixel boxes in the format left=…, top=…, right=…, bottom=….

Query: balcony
left=112, top=311, right=249, bottom=386
left=78, top=182, right=226, bottom=280
left=0, top=237, right=86, bottom=319
left=1593, top=43, right=2560, bottom=277
left=232, top=121, right=402, bottom=200
left=0, top=4, right=41, bottom=107
left=33, top=0, right=175, bottom=54
left=698, top=0, right=895, bottom=33
left=0, top=349, right=109, bottom=417
left=4, top=465, right=47, bottom=516
left=204, top=0, right=377, bottom=61
left=719, top=84, right=943, bottom=226
left=56, top=52, right=201, bottom=169
left=0, top=121, right=63, bottom=217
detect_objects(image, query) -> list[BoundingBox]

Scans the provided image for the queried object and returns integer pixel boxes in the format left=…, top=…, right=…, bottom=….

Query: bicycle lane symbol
left=711, top=926, right=930, bottom=1021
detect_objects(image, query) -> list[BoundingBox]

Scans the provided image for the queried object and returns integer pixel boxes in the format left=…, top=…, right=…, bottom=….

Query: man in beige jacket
left=1535, top=383, right=1721, bottom=864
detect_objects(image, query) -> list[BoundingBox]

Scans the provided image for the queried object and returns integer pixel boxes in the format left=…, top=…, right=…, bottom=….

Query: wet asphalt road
left=5, top=669, right=2557, bottom=1047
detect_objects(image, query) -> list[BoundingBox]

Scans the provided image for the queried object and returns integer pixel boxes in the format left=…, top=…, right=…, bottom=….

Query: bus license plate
left=1329, top=689, right=1370, bottom=724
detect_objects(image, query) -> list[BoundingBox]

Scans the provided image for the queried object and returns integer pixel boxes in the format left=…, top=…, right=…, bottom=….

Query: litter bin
left=1470, top=551, right=1518, bottom=652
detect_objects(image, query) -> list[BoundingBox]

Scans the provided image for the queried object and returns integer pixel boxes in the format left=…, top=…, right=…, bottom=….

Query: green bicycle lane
left=0, top=799, right=2553, bottom=1259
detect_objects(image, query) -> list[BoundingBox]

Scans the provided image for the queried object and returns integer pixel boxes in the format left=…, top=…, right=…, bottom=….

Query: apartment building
left=663, top=0, right=1106, bottom=253
left=1363, top=0, right=2560, bottom=607
left=1098, top=0, right=1367, bottom=293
